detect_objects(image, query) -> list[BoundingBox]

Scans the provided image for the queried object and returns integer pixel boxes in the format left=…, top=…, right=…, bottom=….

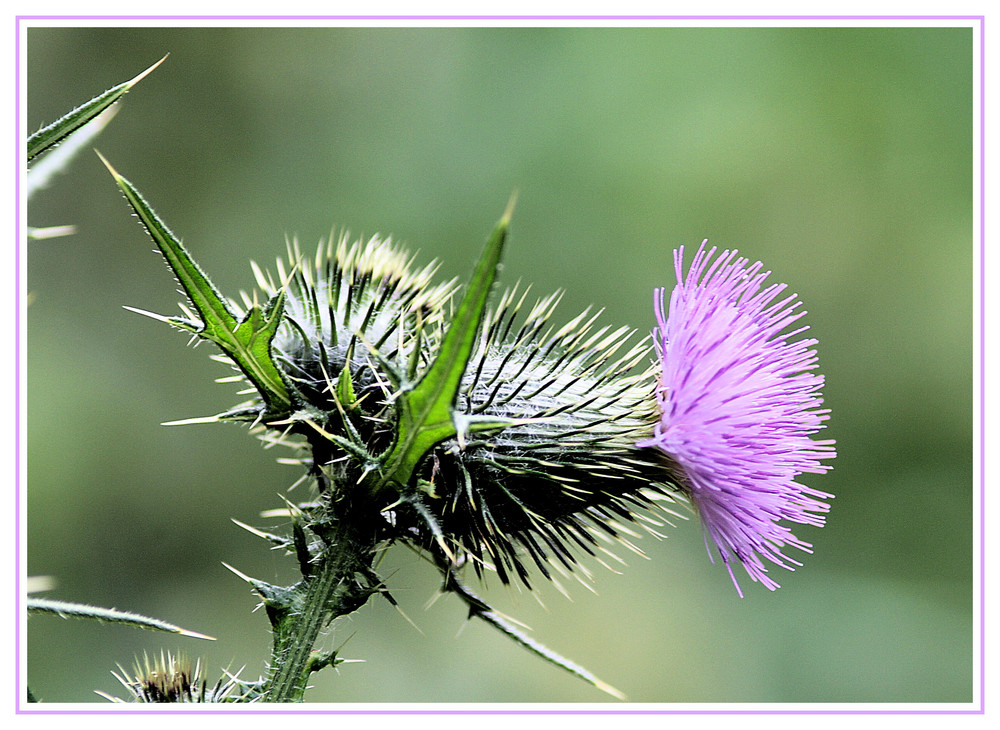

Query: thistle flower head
left=236, top=233, right=454, bottom=419
left=99, top=652, right=260, bottom=703
left=638, top=241, right=836, bottom=596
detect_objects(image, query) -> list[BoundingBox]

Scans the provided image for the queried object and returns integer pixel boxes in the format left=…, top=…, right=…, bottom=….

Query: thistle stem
left=263, top=518, right=374, bottom=702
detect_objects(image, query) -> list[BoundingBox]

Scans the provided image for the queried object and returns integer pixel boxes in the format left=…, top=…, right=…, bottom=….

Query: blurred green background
left=25, top=26, right=973, bottom=704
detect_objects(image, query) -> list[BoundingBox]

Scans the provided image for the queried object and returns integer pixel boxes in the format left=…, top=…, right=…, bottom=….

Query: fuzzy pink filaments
left=638, top=241, right=836, bottom=596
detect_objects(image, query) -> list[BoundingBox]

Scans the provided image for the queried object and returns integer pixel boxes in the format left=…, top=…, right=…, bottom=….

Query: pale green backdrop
left=26, top=25, right=973, bottom=703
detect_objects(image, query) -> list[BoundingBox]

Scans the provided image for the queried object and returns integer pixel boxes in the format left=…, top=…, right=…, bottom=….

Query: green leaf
left=27, top=55, right=166, bottom=163
left=99, top=153, right=294, bottom=416
left=27, top=597, right=214, bottom=640
left=372, top=195, right=519, bottom=497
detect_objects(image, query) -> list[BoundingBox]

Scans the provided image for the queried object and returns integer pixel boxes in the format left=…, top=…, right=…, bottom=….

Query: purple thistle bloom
left=638, top=241, right=836, bottom=596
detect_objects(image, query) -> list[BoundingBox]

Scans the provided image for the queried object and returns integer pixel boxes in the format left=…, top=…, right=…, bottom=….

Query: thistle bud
left=232, top=235, right=686, bottom=588
left=99, top=652, right=259, bottom=703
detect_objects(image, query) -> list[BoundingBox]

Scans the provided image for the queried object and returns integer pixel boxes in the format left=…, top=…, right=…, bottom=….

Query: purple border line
left=15, top=15, right=986, bottom=714
left=14, top=12, right=23, bottom=716
left=11, top=14, right=991, bottom=22
left=979, top=12, right=986, bottom=716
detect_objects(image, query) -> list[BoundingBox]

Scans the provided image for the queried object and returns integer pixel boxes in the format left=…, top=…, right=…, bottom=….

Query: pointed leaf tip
left=501, top=190, right=518, bottom=226
left=94, top=148, right=118, bottom=178
left=177, top=628, right=217, bottom=641
left=126, top=54, right=169, bottom=89
left=221, top=561, right=254, bottom=584
left=28, top=57, right=164, bottom=163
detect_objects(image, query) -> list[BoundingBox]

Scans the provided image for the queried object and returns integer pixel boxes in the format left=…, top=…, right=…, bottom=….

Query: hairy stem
left=263, top=518, right=375, bottom=702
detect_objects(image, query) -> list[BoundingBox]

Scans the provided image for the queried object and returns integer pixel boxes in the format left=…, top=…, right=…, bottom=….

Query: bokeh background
left=25, top=25, right=974, bottom=704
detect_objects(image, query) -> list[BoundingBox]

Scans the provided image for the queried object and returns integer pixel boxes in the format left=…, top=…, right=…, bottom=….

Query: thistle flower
left=638, top=241, right=836, bottom=596
left=104, top=158, right=839, bottom=698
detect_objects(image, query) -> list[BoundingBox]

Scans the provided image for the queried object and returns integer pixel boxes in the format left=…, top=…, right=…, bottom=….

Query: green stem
left=263, top=519, right=373, bottom=702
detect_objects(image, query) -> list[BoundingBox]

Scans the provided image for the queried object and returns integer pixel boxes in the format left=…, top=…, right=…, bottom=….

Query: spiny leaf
left=441, top=567, right=625, bottom=700
left=221, top=563, right=300, bottom=627
left=27, top=55, right=166, bottom=163
left=99, top=153, right=293, bottom=416
left=374, top=195, right=519, bottom=497
left=231, top=518, right=291, bottom=548
left=27, top=597, right=213, bottom=640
